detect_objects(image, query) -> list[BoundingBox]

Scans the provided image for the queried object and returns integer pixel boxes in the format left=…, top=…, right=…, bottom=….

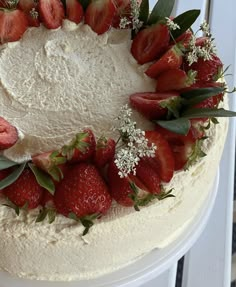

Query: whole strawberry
left=3, top=169, right=43, bottom=209
left=54, top=163, right=112, bottom=218
left=185, top=54, right=223, bottom=83
left=94, top=137, right=116, bottom=168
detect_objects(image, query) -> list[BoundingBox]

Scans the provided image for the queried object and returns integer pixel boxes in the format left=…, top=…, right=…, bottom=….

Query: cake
left=0, top=0, right=233, bottom=282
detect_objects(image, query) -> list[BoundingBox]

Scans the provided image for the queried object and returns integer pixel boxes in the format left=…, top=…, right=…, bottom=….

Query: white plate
left=0, top=171, right=219, bottom=287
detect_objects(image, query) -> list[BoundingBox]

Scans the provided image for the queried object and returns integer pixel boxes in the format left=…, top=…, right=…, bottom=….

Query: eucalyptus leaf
left=0, top=155, right=19, bottom=171
left=28, top=163, right=55, bottom=195
left=148, top=0, right=175, bottom=25
left=155, top=118, right=191, bottom=135
left=171, top=10, right=200, bottom=39
left=0, top=162, right=26, bottom=189
left=182, top=108, right=236, bottom=119
left=139, top=0, right=149, bottom=25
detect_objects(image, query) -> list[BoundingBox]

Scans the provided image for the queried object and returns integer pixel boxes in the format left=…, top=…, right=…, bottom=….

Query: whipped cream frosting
left=0, top=21, right=155, bottom=162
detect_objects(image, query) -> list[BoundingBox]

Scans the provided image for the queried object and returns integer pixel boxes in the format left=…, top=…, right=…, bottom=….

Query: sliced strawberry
left=94, top=137, right=116, bottom=168
left=135, top=159, right=161, bottom=194
left=145, top=131, right=174, bottom=182
left=61, top=129, right=96, bottom=162
left=85, top=0, right=116, bottom=35
left=145, top=45, right=183, bottom=78
left=18, top=0, right=40, bottom=27
left=18, top=0, right=35, bottom=12
left=131, top=23, right=170, bottom=65
left=129, top=92, right=180, bottom=120
left=39, top=0, right=65, bottom=29
left=175, top=29, right=193, bottom=47
left=66, top=0, right=83, bottom=24
left=0, top=117, right=18, bottom=150
left=3, top=168, right=43, bottom=209
left=112, top=0, right=130, bottom=28
left=55, top=163, right=112, bottom=218
left=185, top=54, right=223, bottom=83
left=0, top=9, right=28, bottom=44
left=156, top=69, right=196, bottom=92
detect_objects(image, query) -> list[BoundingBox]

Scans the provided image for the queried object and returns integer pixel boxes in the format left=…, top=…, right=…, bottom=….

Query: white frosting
left=0, top=20, right=229, bottom=281
left=0, top=21, right=155, bottom=162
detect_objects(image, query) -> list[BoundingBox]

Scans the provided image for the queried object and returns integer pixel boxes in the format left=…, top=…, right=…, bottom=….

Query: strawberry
left=65, top=0, right=83, bottom=24
left=0, top=9, right=28, bottom=44
left=85, top=0, right=116, bottom=35
left=129, top=92, right=180, bottom=120
left=54, top=163, right=112, bottom=217
left=145, top=45, right=183, bottom=78
left=131, top=23, right=169, bottom=65
left=135, top=159, right=161, bottom=194
left=40, top=190, right=54, bottom=206
left=175, top=29, right=192, bottom=47
left=32, top=151, right=67, bottom=182
left=0, top=117, right=18, bottom=150
left=3, top=168, right=43, bottom=209
left=94, top=137, right=116, bottom=168
left=156, top=69, right=196, bottom=92
left=61, top=129, right=96, bottom=162
left=185, top=54, right=223, bottom=83
left=18, top=0, right=40, bottom=27
left=112, top=0, right=131, bottom=28
left=145, top=130, right=174, bottom=182
left=38, top=0, right=65, bottom=29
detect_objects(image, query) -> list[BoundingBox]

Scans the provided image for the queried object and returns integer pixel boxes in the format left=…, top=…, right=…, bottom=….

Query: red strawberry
left=135, top=159, right=161, bottom=194
left=156, top=69, right=196, bottom=92
left=32, top=151, right=67, bottom=182
left=0, top=9, right=28, bottom=44
left=131, top=23, right=169, bottom=65
left=145, top=45, right=183, bottom=78
left=0, top=117, right=18, bottom=150
left=94, top=137, right=116, bottom=168
left=18, top=0, right=40, bottom=27
left=85, top=0, right=116, bottom=35
left=61, top=129, right=96, bottom=162
left=55, top=163, right=112, bottom=217
left=66, top=0, right=83, bottom=24
left=40, top=190, right=54, bottom=206
left=112, top=0, right=131, bottom=28
left=129, top=92, right=180, bottom=120
left=39, top=0, right=65, bottom=29
left=175, top=29, right=192, bottom=47
left=3, top=169, right=43, bottom=209
left=145, top=130, right=174, bottom=182
left=185, top=54, right=223, bottom=83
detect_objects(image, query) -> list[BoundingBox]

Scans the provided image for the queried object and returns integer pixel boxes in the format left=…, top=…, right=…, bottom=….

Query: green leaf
left=36, top=208, right=48, bottom=223
left=48, top=209, right=57, bottom=224
left=28, top=163, right=55, bottom=195
left=148, top=0, right=175, bottom=25
left=155, top=118, right=191, bottom=135
left=139, top=0, right=149, bottom=25
left=182, top=108, right=236, bottom=119
left=160, top=96, right=183, bottom=118
left=0, top=155, right=19, bottom=170
left=0, top=162, right=26, bottom=189
left=171, top=10, right=200, bottom=39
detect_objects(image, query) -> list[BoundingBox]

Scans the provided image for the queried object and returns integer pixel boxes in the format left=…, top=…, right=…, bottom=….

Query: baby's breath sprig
left=165, top=17, right=180, bottom=31
left=114, top=105, right=156, bottom=178
left=119, top=0, right=143, bottom=32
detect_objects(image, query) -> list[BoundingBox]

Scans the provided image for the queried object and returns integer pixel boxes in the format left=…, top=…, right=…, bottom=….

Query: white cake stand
left=0, top=171, right=219, bottom=287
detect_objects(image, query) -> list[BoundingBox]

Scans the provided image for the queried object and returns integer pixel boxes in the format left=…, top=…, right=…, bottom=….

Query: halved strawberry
left=135, top=159, right=161, bottom=194
left=129, top=92, right=180, bottom=120
left=0, top=9, right=28, bottom=44
left=145, top=131, right=174, bottom=182
left=3, top=168, right=43, bottom=209
left=94, top=137, right=116, bottom=168
left=0, top=117, right=18, bottom=150
left=39, top=0, right=65, bottom=29
left=112, top=0, right=131, bottom=28
left=61, top=129, right=96, bottom=162
left=156, top=69, right=196, bottom=92
left=145, top=45, right=183, bottom=78
left=66, top=0, right=83, bottom=24
left=131, top=23, right=170, bottom=65
left=18, top=0, right=40, bottom=27
left=85, top=0, right=116, bottom=35
left=185, top=54, right=223, bottom=83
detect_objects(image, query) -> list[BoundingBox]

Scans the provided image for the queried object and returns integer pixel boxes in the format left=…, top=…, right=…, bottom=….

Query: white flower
left=119, top=0, right=142, bottom=31
left=114, top=105, right=157, bottom=178
left=165, top=17, right=180, bottom=31
left=200, top=20, right=210, bottom=36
